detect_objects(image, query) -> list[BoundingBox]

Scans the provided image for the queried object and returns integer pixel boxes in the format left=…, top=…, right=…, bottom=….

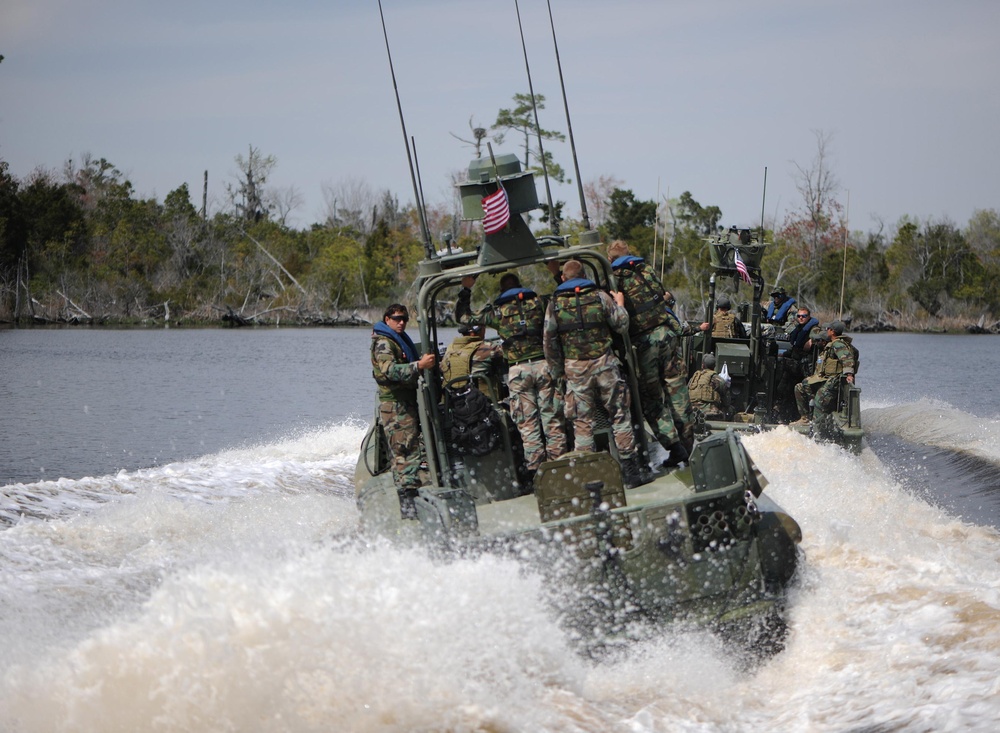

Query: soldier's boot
left=397, top=488, right=419, bottom=520
left=517, top=468, right=537, bottom=495
left=661, top=441, right=689, bottom=469
left=621, top=455, right=646, bottom=489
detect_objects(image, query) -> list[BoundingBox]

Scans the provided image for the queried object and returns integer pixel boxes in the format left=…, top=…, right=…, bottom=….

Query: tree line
left=2, top=126, right=998, bottom=330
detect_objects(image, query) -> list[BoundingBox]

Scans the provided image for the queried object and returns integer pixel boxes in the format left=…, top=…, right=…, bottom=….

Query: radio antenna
left=377, top=0, right=433, bottom=258
left=546, top=0, right=590, bottom=231
left=514, top=0, right=558, bottom=235
left=759, top=166, right=768, bottom=247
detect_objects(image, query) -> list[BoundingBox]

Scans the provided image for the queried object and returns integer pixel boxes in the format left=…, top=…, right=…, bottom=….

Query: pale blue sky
left=2, top=0, right=997, bottom=234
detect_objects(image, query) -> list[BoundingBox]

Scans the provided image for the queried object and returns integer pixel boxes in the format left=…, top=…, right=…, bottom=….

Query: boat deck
left=475, top=468, right=695, bottom=535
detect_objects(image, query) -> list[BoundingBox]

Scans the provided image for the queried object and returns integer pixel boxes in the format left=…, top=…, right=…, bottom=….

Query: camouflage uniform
left=688, top=367, right=730, bottom=420
left=612, top=256, right=680, bottom=449
left=457, top=287, right=565, bottom=472
left=371, top=330, right=426, bottom=492
left=663, top=308, right=695, bottom=446
left=543, top=279, right=636, bottom=459
left=794, top=335, right=857, bottom=418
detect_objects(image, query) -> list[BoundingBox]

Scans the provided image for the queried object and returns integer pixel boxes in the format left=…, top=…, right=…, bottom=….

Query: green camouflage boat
left=684, top=227, right=864, bottom=454
left=355, top=155, right=802, bottom=656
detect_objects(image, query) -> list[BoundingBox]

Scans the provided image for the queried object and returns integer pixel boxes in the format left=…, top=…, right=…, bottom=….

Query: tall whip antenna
left=839, top=189, right=850, bottom=318
left=546, top=0, right=590, bottom=231
left=514, top=0, right=558, bottom=234
left=378, top=0, right=433, bottom=258
left=759, top=166, right=768, bottom=249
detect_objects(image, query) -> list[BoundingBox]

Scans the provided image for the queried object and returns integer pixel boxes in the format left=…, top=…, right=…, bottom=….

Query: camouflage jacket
left=371, top=332, right=419, bottom=403
left=816, top=335, right=857, bottom=378
left=611, top=256, right=670, bottom=336
left=456, top=286, right=547, bottom=363
left=543, top=278, right=628, bottom=375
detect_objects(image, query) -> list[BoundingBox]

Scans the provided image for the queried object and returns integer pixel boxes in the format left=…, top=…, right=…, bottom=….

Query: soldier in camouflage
left=698, top=295, right=747, bottom=338
left=608, top=240, right=689, bottom=468
left=370, top=304, right=437, bottom=518
left=791, top=320, right=857, bottom=425
left=441, top=323, right=502, bottom=398
left=662, top=289, right=696, bottom=453
left=688, top=353, right=730, bottom=420
left=456, top=272, right=566, bottom=481
left=543, top=259, right=643, bottom=487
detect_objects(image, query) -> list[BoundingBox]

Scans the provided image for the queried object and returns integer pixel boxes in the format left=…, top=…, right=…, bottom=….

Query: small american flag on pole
left=481, top=184, right=510, bottom=235
left=734, top=250, right=752, bottom=284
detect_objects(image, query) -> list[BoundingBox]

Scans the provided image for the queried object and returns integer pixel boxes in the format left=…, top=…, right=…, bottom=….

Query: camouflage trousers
left=508, top=360, right=567, bottom=472
left=664, top=355, right=694, bottom=445
left=794, top=376, right=840, bottom=418
left=563, top=352, right=636, bottom=459
left=379, top=400, right=426, bottom=491
left=634, top=326, right=680, bottom=448
left=690, top=399, right=725, bottom=421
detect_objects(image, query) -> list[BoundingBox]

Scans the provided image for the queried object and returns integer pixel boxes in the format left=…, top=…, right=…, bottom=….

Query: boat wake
left=2, top=422, right=999, bottom=731
left=863, top=398, right=1000, bottom=465
left=0, top=421, right=368, bottom=526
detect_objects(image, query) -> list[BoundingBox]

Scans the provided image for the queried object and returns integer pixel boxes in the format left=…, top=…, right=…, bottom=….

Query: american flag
left=481, top=184, right=510, bottom=235
left=734, top=250, right=752, bottom=284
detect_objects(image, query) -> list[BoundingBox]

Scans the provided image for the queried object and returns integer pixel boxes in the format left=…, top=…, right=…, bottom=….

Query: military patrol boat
left=685, top=227, right=864, bottom=454
left=355, top=154, right=802, bottom=654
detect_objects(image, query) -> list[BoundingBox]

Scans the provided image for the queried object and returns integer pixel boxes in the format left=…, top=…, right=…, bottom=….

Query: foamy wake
left=1, top=422, right=370, bottom=526
left=2, top=424, right=999, bottom=731
left=863, top=398, right=1000, bottom=465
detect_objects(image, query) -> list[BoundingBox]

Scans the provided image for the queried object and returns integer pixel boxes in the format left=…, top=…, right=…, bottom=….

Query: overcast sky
left=3, top=0, right=998, bottom=235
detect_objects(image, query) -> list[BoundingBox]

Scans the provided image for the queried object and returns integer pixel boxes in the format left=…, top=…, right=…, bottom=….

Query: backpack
left=444, top=380, right=503, bottom=456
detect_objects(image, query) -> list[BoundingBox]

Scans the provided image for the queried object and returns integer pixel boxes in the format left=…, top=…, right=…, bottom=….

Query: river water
left=1, top=328, right=999, bottom=731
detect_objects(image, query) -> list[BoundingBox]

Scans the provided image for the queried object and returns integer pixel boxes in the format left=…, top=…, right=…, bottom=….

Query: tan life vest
left=712, top=310, right=739, bottom=338
left=688, top=368, right=721, bottom=405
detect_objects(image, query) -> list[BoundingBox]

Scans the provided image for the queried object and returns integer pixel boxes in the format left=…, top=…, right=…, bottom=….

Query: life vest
left=612, top=255, right=669, bottom=335
left=688, top=368, right=722, bottom=405
left=788, top=316, right=819, bottom=351
left=493, top=288, right=546, bottom=362
left=817, top=337, right=858, bottom=378
left=552, top=280, right=612, bottom=360
left=766, top=296, right=796, bottom=325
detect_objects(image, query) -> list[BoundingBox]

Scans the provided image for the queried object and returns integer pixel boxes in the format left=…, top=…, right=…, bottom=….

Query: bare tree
left=226, top=145, right=276, bottom=223
left=321, top=176, right=379, bottom=233
left=583, top=174, right=623, bottom=229
left=790, top=129, right=841, bottom=266
left=450, top=116, right=495, bottom=159
left=268, top=185, right=304, bottom=227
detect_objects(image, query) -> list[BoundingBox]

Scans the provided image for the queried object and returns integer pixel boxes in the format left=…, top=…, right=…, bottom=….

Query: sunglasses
left=387, top=315, right=408, bottom=322
left=796, top=314, right=809, bottom=319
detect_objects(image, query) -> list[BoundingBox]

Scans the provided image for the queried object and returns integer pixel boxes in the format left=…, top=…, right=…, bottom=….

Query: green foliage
left=660, top=191, right=721, bottom=299
left=676, top=191, right=722, bottom=236
left=18, top=176, right=88, bottom=284
left=0, top=160, right=25, bottom=271
left=492, top=93, right=568, bottom=183
left=3, top=144, right=998, bottom=327
left=362, top=219, right=400, bottom=302
left=606, top=189, right=656, bottom=252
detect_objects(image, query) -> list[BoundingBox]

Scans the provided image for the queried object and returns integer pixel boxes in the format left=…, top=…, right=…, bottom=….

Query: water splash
left=864, top=398, right=1000, bottom=465
left=1, top=422, right=999, bottom=731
